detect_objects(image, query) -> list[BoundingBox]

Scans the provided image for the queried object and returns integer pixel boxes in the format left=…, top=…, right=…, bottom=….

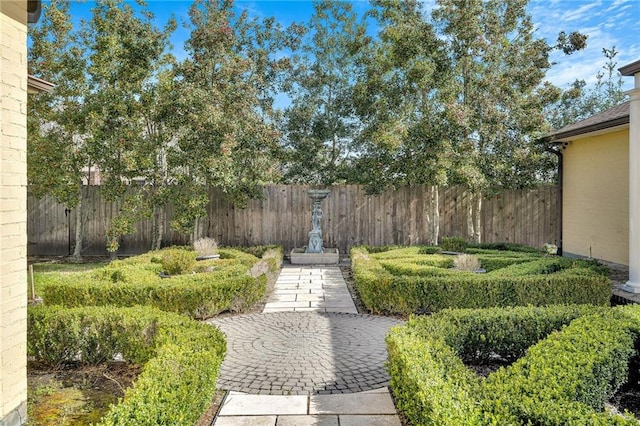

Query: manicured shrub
left=351, top=246, right=611, bottom=315
left=467, top=242, right=542, bottom=253
left=160, top=247, right=197, bottom=275
left=228, top=244, right=282, bottom=259
left=38, top=247, right=278, bottom=319
left=418, top=246, right=442, bottom=254
left=362, top=245, right=403, bottom=253
left=422, top=305, right=606, bottom=363
left=386, top=325, right=482, bottom=425
left=231, top=246, right=284, bottom=272
left=386, top=305, right=640, bottom=426
left=379, top=261, right=457, bottom=278
left=440, top=236, right=467, bottom=252
left=28, top=305, right=225, bottom=425
left=480, top=306, right=640, bottom=424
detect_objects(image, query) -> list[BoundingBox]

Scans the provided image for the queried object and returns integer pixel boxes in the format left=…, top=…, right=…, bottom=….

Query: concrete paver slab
left=296, top=293, right=325, bottom=302
left=268, top=294, right=297, bottom=302
left=326, top=307, right=358, bottom=313
left=275, top=415, right=339, bottom=426
left=309, top=392, right=397, bottom=415
left=213, top=416, right=276, bottom=426
left=263, top=301, right=311, bottom=309
left=219, top=393, right=307, bottom=416
left=339, top=415, right=402, bottom=426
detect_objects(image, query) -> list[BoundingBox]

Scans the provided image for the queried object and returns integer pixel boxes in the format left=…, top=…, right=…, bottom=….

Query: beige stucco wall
left=563, top=128, right=629, bottom=265
left=0, top=6, right=28, bottom=426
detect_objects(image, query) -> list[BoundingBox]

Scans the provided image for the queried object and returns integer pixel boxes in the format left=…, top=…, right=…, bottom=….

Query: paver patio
left=208, top=265, right=403, bottom=425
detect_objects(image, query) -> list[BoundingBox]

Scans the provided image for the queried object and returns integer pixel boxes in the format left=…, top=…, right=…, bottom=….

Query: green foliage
left=351, top=246, right=611, bottom=315
left=362, top=245, right=404, bottom=254
left=168, top=0, right=296, bottom=231
left=425, top=305, right=606, bottom=363
left=27, top=0, right=88, bottom=209
left=82, top=0, right=176, bottom=253
left=281, top=0, right=367, bottom=185
left=467, top=242, right=543, bottom=253
left=547, top=47, right=628, bottom=129
left=30, top=0, right=294, bottom=252
left=232, top=246, right=284, bottom=272
left=480, top=306, right=640, bottom=424
left=440, top=237, right=467, bottom=252
left=352, top=1, right=453, bottom=194
left=418, top=246, right=442, bottom=255
left=28, top=0, right=92, bottom=258
left=386, top=325, right=482, bottom=425
left=160, top=248, right=197, bottom=275
left=39, top=247, right=269, bottom=319
left=386, top=305, right=640, bottom=425
left=224, top=245, right=282, bottom=262
left=27, top=305, right=225, bottom=425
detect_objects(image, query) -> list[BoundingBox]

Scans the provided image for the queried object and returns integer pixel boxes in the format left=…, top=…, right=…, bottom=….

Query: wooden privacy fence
left=27, top=185, right=559, bottom=256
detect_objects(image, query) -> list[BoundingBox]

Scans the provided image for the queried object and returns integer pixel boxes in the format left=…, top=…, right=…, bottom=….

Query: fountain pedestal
left=290, top=189, right=339, bottom=265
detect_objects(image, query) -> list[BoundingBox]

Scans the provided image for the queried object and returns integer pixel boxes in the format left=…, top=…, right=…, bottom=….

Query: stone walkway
left=208, top=266, right=403, bottom=426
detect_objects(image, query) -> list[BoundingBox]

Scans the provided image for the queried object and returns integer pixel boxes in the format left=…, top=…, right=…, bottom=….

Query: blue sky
left=58, top=0, right=640, bottom=91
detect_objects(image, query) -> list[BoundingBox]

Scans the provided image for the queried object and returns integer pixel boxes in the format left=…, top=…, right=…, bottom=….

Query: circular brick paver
left=208, top=312, right=403, bottom=395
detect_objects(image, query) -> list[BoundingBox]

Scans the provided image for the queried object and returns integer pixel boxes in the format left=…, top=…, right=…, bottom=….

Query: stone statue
left=305, top=189, right=331, bottom=254
left=311, top=204, right=322, bottom=232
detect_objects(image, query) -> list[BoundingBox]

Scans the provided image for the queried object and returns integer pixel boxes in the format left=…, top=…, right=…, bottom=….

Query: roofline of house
left=27, top=74, right=54, bottom=93
left=541, top=116, right=629, bottom=143
left=620, top=59, right=640, bottom=77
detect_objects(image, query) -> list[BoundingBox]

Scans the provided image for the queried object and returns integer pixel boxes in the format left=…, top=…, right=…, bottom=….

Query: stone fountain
left=290, top=189, right=339, bottom=265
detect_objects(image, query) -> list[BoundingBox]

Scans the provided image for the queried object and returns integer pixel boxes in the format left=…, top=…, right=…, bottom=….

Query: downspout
left=545, top=143, right=568, bottom=256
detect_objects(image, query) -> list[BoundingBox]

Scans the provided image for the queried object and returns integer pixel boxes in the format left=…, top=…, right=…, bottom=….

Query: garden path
left=208, top=265, right=403, bottom=426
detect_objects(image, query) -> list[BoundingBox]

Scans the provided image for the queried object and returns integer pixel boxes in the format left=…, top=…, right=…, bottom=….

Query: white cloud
left=562, top=1, right=603, bottom=22
left=528, top=0, right=637, bottom=90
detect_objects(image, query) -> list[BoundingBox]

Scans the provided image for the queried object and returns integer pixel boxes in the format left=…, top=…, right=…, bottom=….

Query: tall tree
left=82, top=0, right=175, bottom=253
left=281, top=0, right=367, bottom=185
left=433, top=0, right=586, bottom=242
left=353, top=0, right=451, bottom=244
left=169, top=0, right=297, bottom=241
left=547, top=47, right=628, bottom=129
left=28, top=0, right=91, bottom=259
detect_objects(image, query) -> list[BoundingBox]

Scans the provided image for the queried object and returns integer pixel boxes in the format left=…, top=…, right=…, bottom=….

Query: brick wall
left=0, top=7, right=28, bottom=426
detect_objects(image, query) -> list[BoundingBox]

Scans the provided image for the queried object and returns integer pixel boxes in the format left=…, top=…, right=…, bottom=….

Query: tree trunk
left=427, top=185, right=440, bottom=245
left=474, top=192, right=482, bottom=244
left=466, top=191, right=483, bottom=244
left=151, top=205, right=164, bottom=251
left=466, top=190, right=475, bottom=242
left=191, top=216, right=202, bottom=245
left=71, top=183, right=85, bottom=260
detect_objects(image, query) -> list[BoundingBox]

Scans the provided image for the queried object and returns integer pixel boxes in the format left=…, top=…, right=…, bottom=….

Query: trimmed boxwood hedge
left=28, top=305, right=226, bottom=425
left=38, top=247, right=282, bottom=319
left=351, top=246, right=611, bottom=315
left=386, top=305, right=640, bottom=425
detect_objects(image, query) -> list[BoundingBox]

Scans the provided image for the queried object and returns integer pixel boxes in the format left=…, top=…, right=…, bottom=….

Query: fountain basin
left=290, top=247, right=339, bottom=265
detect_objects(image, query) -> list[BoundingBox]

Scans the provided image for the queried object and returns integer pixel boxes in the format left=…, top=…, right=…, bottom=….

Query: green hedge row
left=351, top=247, right=611, bottom=315
left=28, top=305, right=226, bottom=425
left=39, top=247, right=282, bottom=319
left=386, top=305, right=640, bottom=425
left=480, top=306, right=640, bottom=425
